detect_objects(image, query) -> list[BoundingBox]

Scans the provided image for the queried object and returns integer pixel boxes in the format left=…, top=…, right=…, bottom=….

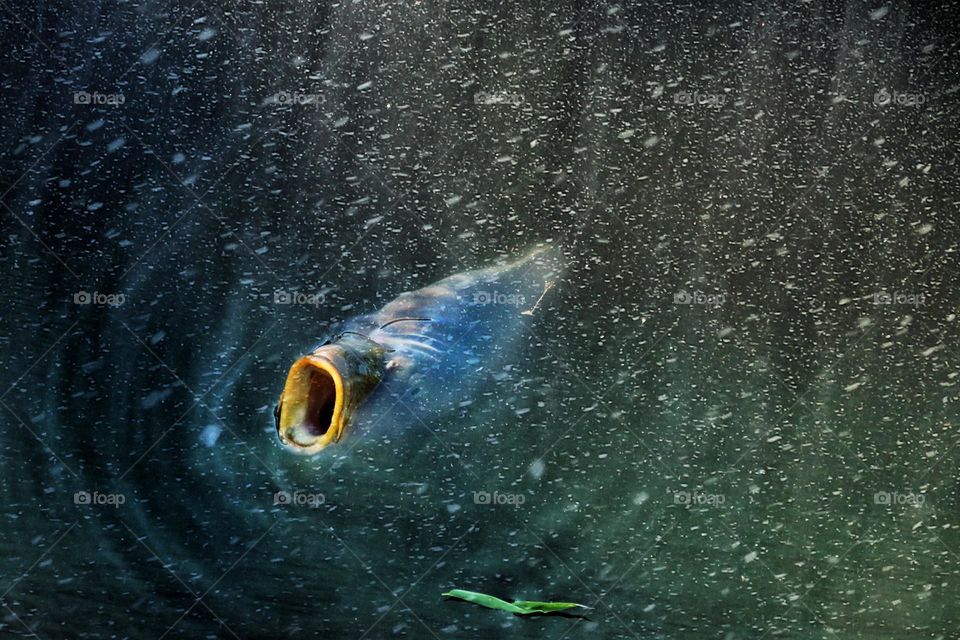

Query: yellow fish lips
left=275, top=334, right=386, bottom=454
left=275, top=354, right=344, bottom=453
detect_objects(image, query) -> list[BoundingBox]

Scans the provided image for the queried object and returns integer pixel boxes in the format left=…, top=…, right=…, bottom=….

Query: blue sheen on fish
left=275, top=247, right=562, bottom=454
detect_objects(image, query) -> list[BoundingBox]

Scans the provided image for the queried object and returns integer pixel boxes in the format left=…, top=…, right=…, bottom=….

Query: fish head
left=275, top=333, right=387, bottom=454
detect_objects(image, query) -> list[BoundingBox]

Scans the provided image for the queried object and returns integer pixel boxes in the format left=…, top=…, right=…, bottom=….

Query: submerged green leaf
left=513, top=600, right=586, bottom=613
left=442, top=590, right=526, bottom=614
left=442, top=589, right=587, bottom=616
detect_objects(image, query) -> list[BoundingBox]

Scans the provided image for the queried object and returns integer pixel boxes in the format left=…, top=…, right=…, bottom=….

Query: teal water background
left=2, top=1, right=959, bottom=637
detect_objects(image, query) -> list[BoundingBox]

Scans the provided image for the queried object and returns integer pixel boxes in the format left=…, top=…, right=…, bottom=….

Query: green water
left=2, top=0, right=959, bottom=637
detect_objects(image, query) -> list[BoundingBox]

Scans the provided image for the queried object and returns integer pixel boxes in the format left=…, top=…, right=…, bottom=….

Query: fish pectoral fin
left=385, top=354, right=413, bottom=372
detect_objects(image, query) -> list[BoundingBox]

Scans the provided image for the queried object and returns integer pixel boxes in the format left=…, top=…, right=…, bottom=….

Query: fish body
left=275, top=247, right=562, bottom=454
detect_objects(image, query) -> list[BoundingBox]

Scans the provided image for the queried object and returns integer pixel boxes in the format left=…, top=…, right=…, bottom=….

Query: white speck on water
left=140, top=48, right=161, bottom=65
left=529, top=459, right=545, bottom=479
left=922, top=344, right=944, bottom=357
left=870, top=5, right=891, bottom=20
left=200, top=425, right=222, bottom=447
left=141, top=388, right=173, bottom=409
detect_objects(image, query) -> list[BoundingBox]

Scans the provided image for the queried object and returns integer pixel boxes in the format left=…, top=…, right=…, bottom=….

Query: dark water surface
left=2, top=1, right=960, bottom=638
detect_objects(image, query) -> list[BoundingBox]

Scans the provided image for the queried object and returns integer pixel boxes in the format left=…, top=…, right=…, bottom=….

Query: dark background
left=2, top=1, right=959, bottom=638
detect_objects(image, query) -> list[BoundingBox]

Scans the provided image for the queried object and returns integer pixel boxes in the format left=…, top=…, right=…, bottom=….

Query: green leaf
left=442, top=589, right=587, bottom=616
left=441, top=589, right=527, bottom=614
left=513, top=600, right=586, bottom=614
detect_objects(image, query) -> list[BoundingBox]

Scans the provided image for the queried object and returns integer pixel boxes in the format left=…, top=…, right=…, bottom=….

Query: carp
left=275, top=247, right=562, bottom=454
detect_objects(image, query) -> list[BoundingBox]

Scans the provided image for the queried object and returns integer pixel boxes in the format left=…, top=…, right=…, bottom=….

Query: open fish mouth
left=275, top=333, right=388, bottom=454
left=275, top=355, right=345, bottom=453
